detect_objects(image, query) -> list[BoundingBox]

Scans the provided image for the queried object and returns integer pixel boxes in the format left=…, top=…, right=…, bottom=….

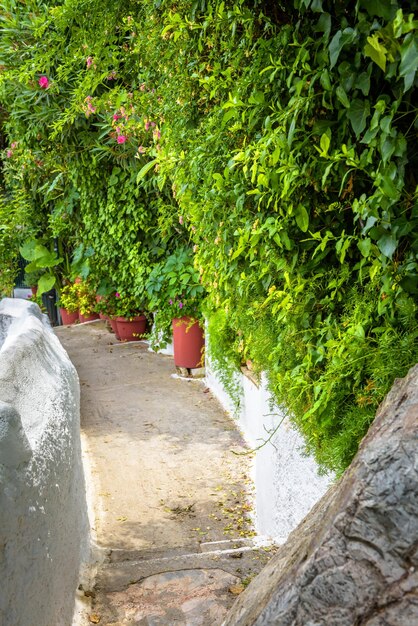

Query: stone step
left=87, top=540, right=278, bottom=626
left=96, top=539, right=272, bottom=593
left=107, top=537, right=257, bottom=564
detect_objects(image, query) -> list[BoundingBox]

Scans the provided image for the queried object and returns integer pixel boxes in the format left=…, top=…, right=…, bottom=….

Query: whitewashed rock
left=0, top=298, right=89, bottom=626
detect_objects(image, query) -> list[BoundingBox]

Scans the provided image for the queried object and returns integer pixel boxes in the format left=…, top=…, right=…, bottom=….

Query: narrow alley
left=55, top=320, right=274, bottom=625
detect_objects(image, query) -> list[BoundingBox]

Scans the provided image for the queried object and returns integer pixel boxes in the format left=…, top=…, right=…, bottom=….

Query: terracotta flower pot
left=31, top=286, right=38, bottom=296
left=79, top=312, right=100, bottom=323
left=115, top=315, right=147, bottom=342
left=172, top=316, right=204, bottom=369
left=60, top=308, right=79, bottom=325
left=108, top=317, right=121, bottom=339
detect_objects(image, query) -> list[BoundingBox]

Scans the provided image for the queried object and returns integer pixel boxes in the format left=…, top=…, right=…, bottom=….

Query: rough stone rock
left=223, top=364, right=418, bottom=626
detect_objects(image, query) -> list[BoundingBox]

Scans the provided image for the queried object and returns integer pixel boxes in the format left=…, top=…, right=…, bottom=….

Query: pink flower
left=113, top=114, right=122, bottom=120
left=151, top=121, right=156, bottom=128
left=179, top=216, right=183, bottom=225
left=153, top=129, right=161, bottom=140
left=140, top=83, right=146, bottom=91
left=38, top=76, right=49, bottom=89
left=86, top=56, right=93, bottom=68
left=169, top=299, right=173, bottom=305
left=11, top=142, right=17, bottom=149
left=178, top=302, right=183, bottom=309
left=6, top=149, right=12, bottom=158
left=137, top=145, right=145, bottom=154
left=144, top=121, right=150, bottom=131
left=115, top=292, right=121, bottom=298
left=117, top=135, right=126, bottom=144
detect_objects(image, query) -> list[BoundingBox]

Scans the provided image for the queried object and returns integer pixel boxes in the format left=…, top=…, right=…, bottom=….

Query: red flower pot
left=60, top=308, right=79, bottom=325
left=115, top=315, right=147, bottom=342
left=31, top=286, right=38, bottom=296
left=79, top=312, right=100, bottom=323
left=108, top=317, right=121, bottom=339
left=172, top=317, right=204, bottom=369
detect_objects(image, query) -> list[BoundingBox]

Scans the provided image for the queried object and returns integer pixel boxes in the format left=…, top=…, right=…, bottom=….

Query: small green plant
left=76, top=282, right=98, bottom=317
left=113, top=292, right=147, bottom=320
left=146, top=246, right=205, bottom=349
left=58, top=283, right=79, bottom=313
left=19, top=239, right=63, bottom=296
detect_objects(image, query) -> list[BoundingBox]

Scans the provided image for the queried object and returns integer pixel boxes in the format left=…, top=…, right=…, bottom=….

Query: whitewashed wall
left=206, top=362, right=331, bottom=541
left=0, top=298, right=89, bottom=626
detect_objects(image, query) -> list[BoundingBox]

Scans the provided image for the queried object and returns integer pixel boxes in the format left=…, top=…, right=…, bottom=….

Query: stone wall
left=0, top=298, right=89, bottom=626
left=224, top=364, right=418, bottom=625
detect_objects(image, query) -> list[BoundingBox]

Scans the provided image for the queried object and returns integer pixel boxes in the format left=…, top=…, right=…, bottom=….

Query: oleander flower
left=38, top=76, right=49, bottom=89
left=117, top=135, right=126, bottom=144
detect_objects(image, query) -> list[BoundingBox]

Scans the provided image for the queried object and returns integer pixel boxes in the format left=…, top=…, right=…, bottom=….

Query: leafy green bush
left=146, top=246, right=205, bottom=349
left=0, top=0, right=417, bottom=474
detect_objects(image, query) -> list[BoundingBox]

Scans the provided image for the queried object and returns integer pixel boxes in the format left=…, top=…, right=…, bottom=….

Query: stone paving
left=55, top=321, right=276, bottom=626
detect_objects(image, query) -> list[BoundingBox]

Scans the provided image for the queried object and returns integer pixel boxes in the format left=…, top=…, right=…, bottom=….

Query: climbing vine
left=0, top=0, right=417, bottom=474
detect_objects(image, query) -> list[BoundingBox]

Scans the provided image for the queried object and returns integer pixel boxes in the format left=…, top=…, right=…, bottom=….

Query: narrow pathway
left=56, top=321, right=274, bottom=626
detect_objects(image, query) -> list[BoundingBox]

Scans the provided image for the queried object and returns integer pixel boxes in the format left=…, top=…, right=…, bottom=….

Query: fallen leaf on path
left=229, top=584, right=245, bottom=595
left=89, top=614, right=101, bottom=623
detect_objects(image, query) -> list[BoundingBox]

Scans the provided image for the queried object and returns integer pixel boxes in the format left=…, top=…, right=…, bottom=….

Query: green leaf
left=364, top=35, right=387, bottom=72
left=347, top=99, right=370, bottom=137
left=399, top=34, right=418, bottom=92
left=377, top=234, right=397, bottom=258
left=136, top=159, right=157, bottom=182
left=320, top=132, right=330, bottom=155
left=336, top=85, right=350, bottom=108
left=222, top=108, right=237, bottom=126
left=357, top=238, right=372, bottom=257
left=357, top=71, right=371, bottom=96
left=329, top=28, right=355, bottom=68
left=320, top=68, right=332, bottom=91
left=295, top=205, right=309, bottom=232
left=37, top=274, right=56, bottom=296
left=20, top=240, right=37, bottom=261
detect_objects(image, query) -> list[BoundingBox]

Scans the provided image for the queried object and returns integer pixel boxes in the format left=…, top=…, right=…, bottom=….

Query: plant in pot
left=146, top=246, right=206, bottom=369
left=113, top=293, right=148, bottom=342
left=57, top=283, right=79, bottom=325
left=23, top=268, right=45, bottom=295
left=94, top=291, right=121, bottom=337
left=77, top=281, right=100, bottom=323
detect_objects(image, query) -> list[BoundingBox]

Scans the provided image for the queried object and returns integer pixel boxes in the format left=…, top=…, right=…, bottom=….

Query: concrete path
left=55, top=321, right=275, bottom=626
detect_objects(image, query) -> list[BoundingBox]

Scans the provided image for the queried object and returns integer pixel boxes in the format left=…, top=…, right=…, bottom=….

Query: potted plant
left=94, top=291, right=121, bottom=338
left=24, top=268, right=45, bottom=295
left=77, top=281, right=100, bottom=323
left=113, top=293, right=148, bottom=341
left=57, top=283, right=79, bottom=325
left=146, top=246, right=205, bottom=369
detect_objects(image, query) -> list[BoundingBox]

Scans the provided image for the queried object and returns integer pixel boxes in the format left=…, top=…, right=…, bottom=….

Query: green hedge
left=0, top=0, right=417, bottom=473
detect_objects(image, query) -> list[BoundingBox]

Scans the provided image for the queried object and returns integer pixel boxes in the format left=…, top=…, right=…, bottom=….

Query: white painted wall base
left=0, top=298, right=89, bottom=626
left=206, top=361, right=331, bottom=541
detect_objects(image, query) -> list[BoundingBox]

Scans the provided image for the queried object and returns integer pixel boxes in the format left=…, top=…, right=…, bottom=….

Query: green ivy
left=0, top=0, right=417, bottom=475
